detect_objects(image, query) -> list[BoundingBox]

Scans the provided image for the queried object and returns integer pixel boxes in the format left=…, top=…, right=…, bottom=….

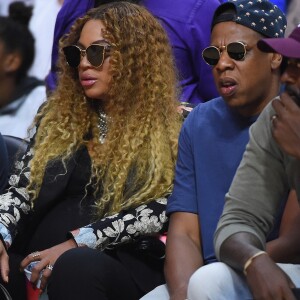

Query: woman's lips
left=80, top=74, right=97, bottom=87
left=80, top=79, right=97, bottom=87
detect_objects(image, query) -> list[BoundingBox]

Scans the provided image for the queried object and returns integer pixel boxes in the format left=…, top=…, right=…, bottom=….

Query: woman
left=0, top=2, right=181, bottom=299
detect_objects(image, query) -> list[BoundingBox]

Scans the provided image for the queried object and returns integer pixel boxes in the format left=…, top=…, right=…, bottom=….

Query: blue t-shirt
left=167, top=97, right=283, bottom=264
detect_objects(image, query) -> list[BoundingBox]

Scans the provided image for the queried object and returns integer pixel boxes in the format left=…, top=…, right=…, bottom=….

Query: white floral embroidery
left=8, top=175, right=20, bottom=186
left=0, top=213, right=17, bottom=226
left=96, top=230, right=109, bottom=248
left=156, top=198, right=167, bottom=205
left=0, top=147, right=33, bottom=243
left=103, top=220, right=125, bottom=237
left=159, top=211, right=168, bottom=223
left=24, top=172, right=30, bottom=180
left=122, top=214, right=135, bottom=221
left=105, top=213, right=118, bottom=219
left=18, top=188, right=29, bottom=200
left=72, top=198, right=168, bottom=250
left=20, top=202, right=31, bottom=214
left=120, top=236, right=131, bottom=243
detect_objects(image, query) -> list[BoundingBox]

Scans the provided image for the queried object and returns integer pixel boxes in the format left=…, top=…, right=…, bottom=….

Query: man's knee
left=187, top=262, right=232, bottom=300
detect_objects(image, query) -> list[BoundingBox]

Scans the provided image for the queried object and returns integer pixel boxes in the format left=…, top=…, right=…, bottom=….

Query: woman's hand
left=0, top=240, right=9, bottom=283
left=20, top=239, right=77, bottom=290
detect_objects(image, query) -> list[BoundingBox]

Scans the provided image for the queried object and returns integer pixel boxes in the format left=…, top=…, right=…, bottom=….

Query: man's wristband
left=243, top=251, right=267, bottom=275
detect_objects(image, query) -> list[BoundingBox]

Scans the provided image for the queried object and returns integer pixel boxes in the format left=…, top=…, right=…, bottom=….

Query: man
left=140, top=1, right=291, bottom=299
left=213, top=25, right=300, bottom=300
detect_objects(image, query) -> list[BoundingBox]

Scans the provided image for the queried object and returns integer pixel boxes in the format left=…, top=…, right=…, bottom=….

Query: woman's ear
left=270, top=52, right=283, bottom=70
left=3, top=52, right=22, bottom=73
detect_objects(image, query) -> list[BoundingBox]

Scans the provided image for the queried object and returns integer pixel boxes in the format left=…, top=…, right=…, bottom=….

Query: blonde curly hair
left=28, top=2, right=181, bottom=218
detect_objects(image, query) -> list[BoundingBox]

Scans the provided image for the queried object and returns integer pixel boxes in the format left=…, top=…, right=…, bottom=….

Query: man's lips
left=219, top=78, right=237, bottom=97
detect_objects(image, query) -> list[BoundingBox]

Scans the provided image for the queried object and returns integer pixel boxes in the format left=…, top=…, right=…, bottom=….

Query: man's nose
left=215, top=51, right=235, bottom=71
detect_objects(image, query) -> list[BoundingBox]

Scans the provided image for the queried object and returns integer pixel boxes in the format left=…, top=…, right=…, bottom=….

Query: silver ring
left=271, top=115, right=277, bottom=121
left=31, top=251, right=40, bottom=259
left=46, top=264, right=54, bottom=271
left=271, top=114, right=277, bottom=124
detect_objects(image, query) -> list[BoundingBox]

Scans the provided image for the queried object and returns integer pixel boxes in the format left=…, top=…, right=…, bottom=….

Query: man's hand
left=246, top=253, right=296, bottom=300
left=272, top=93, right=300, bottom=159
left=20, top=239, right=77, bottom=290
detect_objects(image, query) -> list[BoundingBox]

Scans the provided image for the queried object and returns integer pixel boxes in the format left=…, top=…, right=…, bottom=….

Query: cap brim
left=257, top=38, right=300, bottom=59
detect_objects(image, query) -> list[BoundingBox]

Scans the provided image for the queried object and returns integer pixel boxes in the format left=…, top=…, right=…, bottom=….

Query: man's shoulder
left=182, top=97, right=227, bottom=132
left=190, top=97, right=226, bottom=117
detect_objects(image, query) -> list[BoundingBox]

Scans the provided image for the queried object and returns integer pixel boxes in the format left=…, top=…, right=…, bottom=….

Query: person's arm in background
left=165, top=212, right=202, bottom=300
left=214, top=102, right=298, bottom=300
left=141, top=0, right=219, bottom=105
left=0, top=134, right=8, bottom=193
left=186, top=0, right=220, bottom=104
left=46, top=0, right=95, bottom=92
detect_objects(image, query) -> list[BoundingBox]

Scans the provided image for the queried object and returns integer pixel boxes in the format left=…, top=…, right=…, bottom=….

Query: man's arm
left=219, top=191, right=300, bottom=274
left=165, top=212, right=202, bottom=300
left=267, top=190, right=300, bottom=263
left=214, top=101, right=298, bottom=299
left=219, top=233, right=296, bottom=300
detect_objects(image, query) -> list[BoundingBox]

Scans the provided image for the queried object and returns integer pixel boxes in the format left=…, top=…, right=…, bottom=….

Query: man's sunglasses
left=202, top=41, right=247, bottom=66
left=63, top=44, right=111, bottom=68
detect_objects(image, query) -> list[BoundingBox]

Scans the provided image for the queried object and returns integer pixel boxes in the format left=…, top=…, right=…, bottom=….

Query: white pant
left=140, top=262, right=300, bottom=300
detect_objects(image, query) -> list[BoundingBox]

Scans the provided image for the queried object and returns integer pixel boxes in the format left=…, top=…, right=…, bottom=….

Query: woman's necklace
left=97, top=109, right=108, bottom=144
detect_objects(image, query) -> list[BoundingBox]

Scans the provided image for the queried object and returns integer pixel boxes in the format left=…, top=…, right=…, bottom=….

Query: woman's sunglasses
left=63, top=44, right=111, bottom=68
left=202, top=41, right=247, bottom=66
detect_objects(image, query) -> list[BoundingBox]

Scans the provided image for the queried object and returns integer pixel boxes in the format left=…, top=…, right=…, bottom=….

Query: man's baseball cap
left=212, top=0, right=287, bottom=38
left=258, top=25, right=300, bottom=58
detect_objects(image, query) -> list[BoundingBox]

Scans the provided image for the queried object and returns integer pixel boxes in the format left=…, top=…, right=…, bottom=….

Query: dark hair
left=0, top=1, right=34, bottom=82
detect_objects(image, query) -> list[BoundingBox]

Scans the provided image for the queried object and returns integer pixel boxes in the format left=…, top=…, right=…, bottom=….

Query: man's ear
left=270, top=52, right=283, bottom=70
left=3, top=52, right=22, bottom=73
